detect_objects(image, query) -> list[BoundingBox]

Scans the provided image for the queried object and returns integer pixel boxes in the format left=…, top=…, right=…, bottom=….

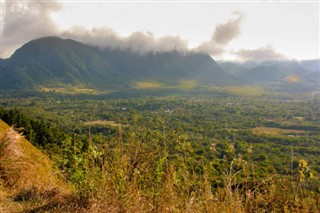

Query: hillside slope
left=0, top=119, right=77, bottom=212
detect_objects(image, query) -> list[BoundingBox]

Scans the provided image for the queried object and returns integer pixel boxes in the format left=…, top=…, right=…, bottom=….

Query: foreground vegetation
left=0, top=90, right=319, bottom=212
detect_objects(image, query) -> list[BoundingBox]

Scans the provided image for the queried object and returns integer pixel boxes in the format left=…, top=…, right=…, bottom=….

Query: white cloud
left=232, top=45, right=286, bottom=62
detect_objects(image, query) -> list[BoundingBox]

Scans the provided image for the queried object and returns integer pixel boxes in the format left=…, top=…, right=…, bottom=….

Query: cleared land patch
left=285, top=75, right=300, bottom=83
left=226, top=86, right=264, bottom=96
left=83, top=120, right=127, bottom=127
left=178, top=80, right=198, bottom=90
left=252, top=127, right=304, bottom=136
left=40, top=87, right=106, bottom=95
left=134, top=81, right=163, bottom=89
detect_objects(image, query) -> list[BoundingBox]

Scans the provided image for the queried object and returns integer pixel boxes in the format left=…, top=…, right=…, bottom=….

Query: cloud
left=194, top=42, right=224, bottom=57
left=62, top=12, right=244, bottom=56
left=61, top=27, right=189, bottom=55
left=212, top=11, right=245, bottom=46
left=1, top=2, right=244, bottom=58
left=60, top=26, right=122, bottom=49
left=193, top=11, right=245, bottom=56
left=1, top=0, right=61, bottom=58
left=232, top=45, right=287, bottom=62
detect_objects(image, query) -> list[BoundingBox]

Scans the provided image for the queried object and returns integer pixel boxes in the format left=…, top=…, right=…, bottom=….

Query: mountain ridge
left=1, top=37, right=318, bottom=92
left=218, top=60, right=319, bottom=90
left=1, top=37, right=232, bottom=90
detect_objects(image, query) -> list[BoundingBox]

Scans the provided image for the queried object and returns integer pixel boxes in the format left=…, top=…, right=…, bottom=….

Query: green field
left=226, top=86, right=264, bottom=96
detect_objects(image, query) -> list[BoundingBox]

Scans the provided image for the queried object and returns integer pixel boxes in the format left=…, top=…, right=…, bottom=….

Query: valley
left=0, top=88, right=319, bottom=212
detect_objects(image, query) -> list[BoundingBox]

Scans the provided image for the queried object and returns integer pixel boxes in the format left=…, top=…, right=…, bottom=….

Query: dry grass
left=40, top=87, right=106, bottom=95
left=252, top=127, right=304, bottom=136
left=134, top=81, right=163, bottom=89
left=134, top=80, right=199, bottom=90
left=226, top=86, right=264, bottom=96
left=285, top=75, right=300, bottom=83
left=0, top=119, right=79, bottom=212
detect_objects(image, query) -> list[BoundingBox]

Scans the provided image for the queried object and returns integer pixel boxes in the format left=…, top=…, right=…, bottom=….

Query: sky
left=1, top=0, right=319, bottom=61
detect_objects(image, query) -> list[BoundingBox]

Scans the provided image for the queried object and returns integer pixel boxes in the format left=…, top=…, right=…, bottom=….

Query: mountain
left=1, top=37, right=116, bottom=89
left=0, top=37, right=232, bottom=90
left=303, top=71, right=320, bottom=86
left=2, top=37, right=318, bottom=92
left=238, top=61, right=309, bottom=84
left=219, top=60, right=316, bottom=84
left=217, top=60, right=320, bottom=92
left=299, top=59, right=320, bottom=72
left=97, top=48, right=232, bottom=88
left=217, top=61, right=249, bottom=76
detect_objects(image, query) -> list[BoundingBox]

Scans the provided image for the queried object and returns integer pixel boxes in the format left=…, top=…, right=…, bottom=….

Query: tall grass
left=0, top=120, right=79, bottom=212
left=69, top=119, right=320, bottom=212
left=0, top=118, right=319, bottom=212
